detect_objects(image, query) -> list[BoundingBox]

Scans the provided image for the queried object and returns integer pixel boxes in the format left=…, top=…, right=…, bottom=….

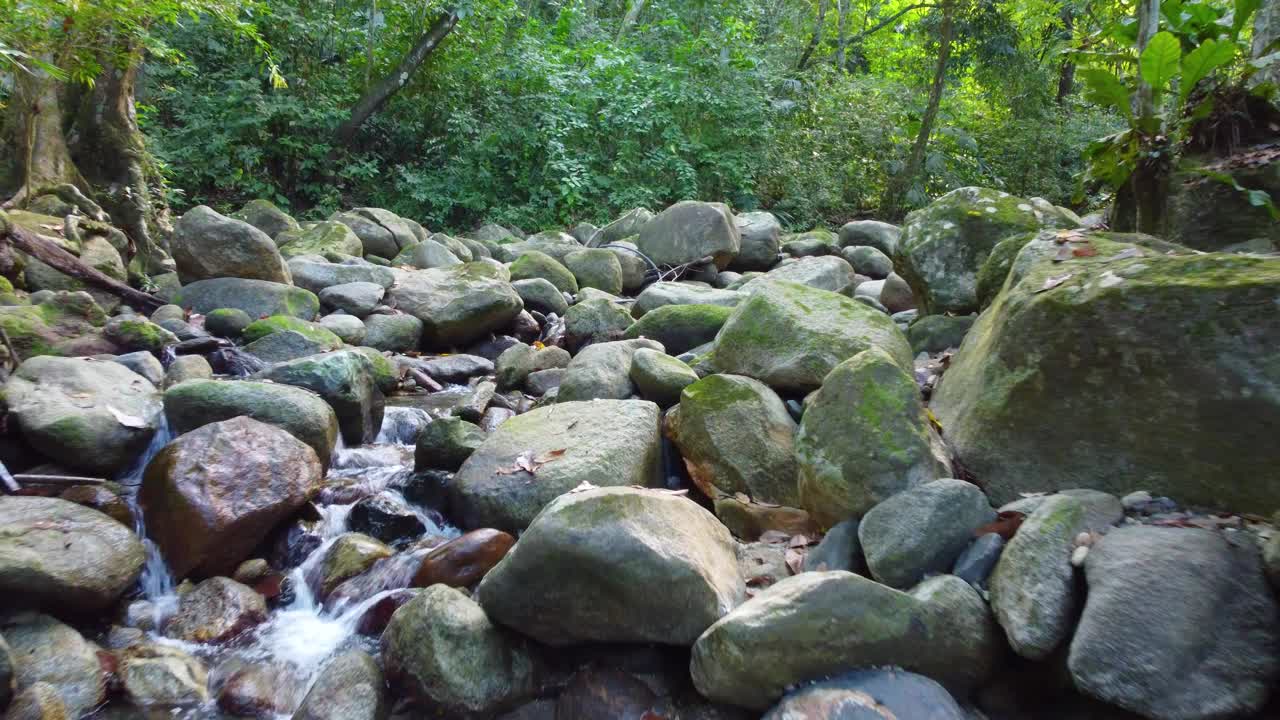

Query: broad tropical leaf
left=1140, top=32, right=1182, bottom=94
left=1179, top=38, right=1236, bottom=104
left=1079, top=68, right=1133, bottom=118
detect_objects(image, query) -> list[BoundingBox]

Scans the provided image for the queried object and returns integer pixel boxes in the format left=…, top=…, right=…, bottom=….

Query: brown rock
left=3, top=682, right=68, bottom=720
left=554, top=668, right=661, bottom=720
left=412, top=529, right=516, bottom=589
left=215, top=662, right=297, bottom=718
left=163, top=577, right=267, bottom=644
left=355, top=589, right=422, bottom=636
left=57, top=485, right=133, bottom=527
left=140, top=416, right=322, bottom=579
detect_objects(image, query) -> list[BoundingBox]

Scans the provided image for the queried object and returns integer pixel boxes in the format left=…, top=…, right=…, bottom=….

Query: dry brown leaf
left=1035, top=273, right=1072, bottom=293
left=784, top=548, right=806, bottom=575
left=496, top=448, right=568, bottom=476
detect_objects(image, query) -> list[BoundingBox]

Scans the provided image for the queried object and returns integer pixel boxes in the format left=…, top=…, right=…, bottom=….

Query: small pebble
left=1070, top=545, right=1089, bottom=567
left=1075, top=531, right=1093, bottom=547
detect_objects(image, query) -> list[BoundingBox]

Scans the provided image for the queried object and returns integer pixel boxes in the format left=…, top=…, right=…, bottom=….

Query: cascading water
left=116, top=412, right=179, bottom=625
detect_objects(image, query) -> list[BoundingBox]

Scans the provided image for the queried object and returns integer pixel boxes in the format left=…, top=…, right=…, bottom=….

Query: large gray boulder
left=691, top=572, right=1001, bottom=710
left=332, top=210, right=412, bottom=259
left=362, top=313, right=423, bottom=352
left=172, top=205, right=291, bottom=284
left=740, top=256, right=854, bottom=295
left=171, top=278, right=320, bottom=320
left=164, top=378, right=339, bottom=466
left=557, top=338, right=662, bottom=402
left=932, top=236, right=1280, bottom=512
left=763, top=670, right=967, bottom=720
left=292, top=650, right=387, bottom=720
left=288, top=258, right=396, bottom=294
left=732, top=211, right=782, bottom=271
left=589, top=207, right=653, bottom=247
left=632, top=282, right=744, bottom=318
left=0, top=497, right=144, bottom=613
left=386, top=264, right=523, bottom=349
left=1, top=613, right=105, bottom=717
left=709, top=281, right=912, bottom=393
left=858, top=479, right=993, bottom=588
left=477, top=487, right=744, bottom=646
left=394, top=239, right=461, bottom=270
left=896, top=187, right=1077, bottom=315
left=450, top=400, right=663, bottom=532
left=1070, top=526, right=1280, bottom=720
left=382, top=586, right=542, bottom=717
left=254, top=350, right=385, bottom=445
left=231, top=198, right=299, bottom=240
left=277, top=220, right=363, bottom=259
left=637, top=201, right=741, bottom=269
left=838, top=220, right=901, bottom=255
left=989, top=491, right=1122, bottom=660
left=140, top=417, right=322, bottom=579
left=5, top=355, right=161, bottom=475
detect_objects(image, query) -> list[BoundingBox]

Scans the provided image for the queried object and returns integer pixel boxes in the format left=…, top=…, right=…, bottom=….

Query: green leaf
left=1179, top=38, right=1236, bottom=104
left=1140, top=32, right=1182, bottom=94
left=1079, top=68, right=1133, bottom=118
left=1233, top=0, right=1261, bottom=35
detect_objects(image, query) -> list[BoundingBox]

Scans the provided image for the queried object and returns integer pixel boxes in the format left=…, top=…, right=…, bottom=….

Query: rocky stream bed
left=0, top=191, right=1278, bottom=720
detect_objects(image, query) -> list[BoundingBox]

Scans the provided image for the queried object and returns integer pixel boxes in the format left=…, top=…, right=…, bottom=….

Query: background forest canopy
left=0, top=0, right=1275, bottom=235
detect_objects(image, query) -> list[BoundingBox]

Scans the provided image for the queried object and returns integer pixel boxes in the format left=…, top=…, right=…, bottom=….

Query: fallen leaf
left=1072, top=245, right=1099, bottom=258
left=974, top=511, right=1026, bottom=539
left=1110, top=247, right=1143, bottom=261
left=569, top=481, right=598, bottom=493
left=1035, top=273, right=1072, bottom=293
left=496, top=448, right=568, bottom=476
left=925, top=407, right=943, bottom=433
left=109, top=406, right=151, bottom=429
left=758, top=530, right=790, bottom=545
left=788, top=534, right=813, bottom=548
left=784, top=548, right=806, bottom=575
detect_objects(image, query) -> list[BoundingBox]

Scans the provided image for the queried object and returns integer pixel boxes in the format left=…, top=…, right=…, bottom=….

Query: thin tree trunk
left=617, top=0, right=648, bottom=41
left=1133, top=0, right=1159, bottom=122
left=335, top=10, right=459, bottom=146
left=835, top=0, right=849, bottom=71
left=797, top=0, right=830, bottom=71
left=1056, top=9, right=1075, bottom=104
left=365, top=0, right=377, bottom=88
left=1124, top=0, right=1166, bottom=233
left=882, top=1, right=954, bottom=218
left=5, top=67, right=87, bottom=208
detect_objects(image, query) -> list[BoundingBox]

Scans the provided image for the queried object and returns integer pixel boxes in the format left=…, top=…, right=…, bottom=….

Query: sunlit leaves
left=1179, top=37, right=1234, bottom=103
left=1138, top=31, right=1180, bottom=95
left=1079, top=68, right=1132, bottom=119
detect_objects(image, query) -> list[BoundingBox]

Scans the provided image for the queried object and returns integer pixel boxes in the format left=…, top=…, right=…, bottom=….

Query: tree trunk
left=797, top=0, right=830, bottom=71
left=5, top=67, right=87, bottom=208
left=1118, top=0, right=1167, bottom=233
left=835, top=0, right=849, bottom=71
left=617, top=0, right=649, bottom=41
left=882, top=1, right=954, bottom=218
left=1253, top=0, right=1280, bottom=89
left=1056, top=9, right=1075, bottom=104
left=1133, top=0, right=1159, bottom=122
left=335, top=10, right=459, bottom=146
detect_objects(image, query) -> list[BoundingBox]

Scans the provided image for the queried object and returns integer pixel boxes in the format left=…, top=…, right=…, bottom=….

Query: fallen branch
left=0, top=211, right=164, bottom=313
left=13, top=473, right=106, bottom=486
left=408, top=367, right=444, bottom=392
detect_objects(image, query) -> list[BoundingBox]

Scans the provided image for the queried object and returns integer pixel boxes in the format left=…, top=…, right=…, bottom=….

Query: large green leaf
left=1179, top=38, right=1236, bottom=104
left=1079, top=68, right=1133, bottom=118
left=1140, top=32, right=1182, bottom=94
left=1233, top=0, right=1262, bottom=35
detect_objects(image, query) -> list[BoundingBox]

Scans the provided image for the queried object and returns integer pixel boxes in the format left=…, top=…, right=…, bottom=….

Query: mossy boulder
left=351, top=346, right=399, bottom=393
left=450, top=400, right=663, bottom=532
left=277, top=221, right=363, bottom=258
left=204, top=307, right=253, bottom=337
left=932, top=236, right=1280, bottom=513
left=668, top=374, right=800, bottom=509
left=638, top=201, right=741, bottom=269
left=164, top=378, right=339, bottom=463
left=104, top=317, right=179, bottom=353
left=415, top=416, right=486, bottom=472
left=632, top=282, right=744, bottom=318
left=24, top=236, right=127, bottom=312
left=564, top=298, right=634, bottom=351
left=708, top=280, right=913, bottom=393
left=563, top=249, right=623, bottom=295
left=172, top=205, right=292, bottom=284
left=740, top=255, right=854, bottom=295
left=907, top=314, right=975, bottom=353
left=796, top=348, right=952, bottom=527
left=0, top=291, right=112, bottom=358
left=386, top=263, right=523, bottom=349
left=558, top=338, right=662, bottom=402
left=231, top=199, right=300, bottom=240
left=241, top=315, right=344, bottom=348
left=623, top=303, right=731, bottom=355
left=253, top=349, right=384, bottom=445
left=393, top=239, right=462, bottom=270
left=897, top=187, right=1078, bottom=315
left=172, top=278, right=320, bottom=320
left=315, top=533, right=393, bottom=599
left=511, top=278, right=568, bottom=316
left=509, top=250, right=578, bottom=293
left=629, top=348, right=698, bottom=407
left=691, top=572, right=1001, bottom=710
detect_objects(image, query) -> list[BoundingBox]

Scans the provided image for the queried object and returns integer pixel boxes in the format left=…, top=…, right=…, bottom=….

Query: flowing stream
left=106, top=406, right=457, bottom=719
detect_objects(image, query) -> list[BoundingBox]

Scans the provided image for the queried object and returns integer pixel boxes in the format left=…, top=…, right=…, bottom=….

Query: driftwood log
left=0, top=211, right=165, bottom=313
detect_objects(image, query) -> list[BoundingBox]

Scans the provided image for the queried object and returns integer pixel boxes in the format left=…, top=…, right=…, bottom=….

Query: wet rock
left=416, top=417, right=486, bottom=472
left=349, top=492, right=426, bottom=546
left=418, top=354, right=494, bottom=384
left=216, top=662, right=295, bottom=718
left=555, top=668, right=660, bottom=720
left=316, top=533, right=393, bottom=598
left=709, top=281, right=911, bottom=393
left=802, top=518, right=864, bottom=573
left=387, top=264, right=523, bottom=349
left=732, top=212, right=782, bottom=271
left=254, top=350, right=385, bottom=445
left=631, top=282, right=744, bottom=318
left=564, top=249, right=624, bottom=295
left=952, top=532, right=1005, bottom=587
left=763, top=669, right=966, bottom=719
left=0, top=634, right=11, bottom=710
left=382, top=585, right=542, bottom=716
left=989, top=491, right=1122, bottom=660
left=796, top=348, right=951, bottom=526
left=451, top=400, right=663, bottom=531
left=667, top=374, right=800, bottom=508
left=5, top=355, right=161, bottom=475
left=141, top=417, right=323, bottom=578
left=56, top=483, right=133, bottom=526
left=163, top=577, right=267, bottom=644
left=628, top=348, right=698, bottom=407
left=563, top=298, right=633, bottom=352
left=1069, top=526, right=1280, bottom=720
left=172, top=205, right=291, bottom=284
left=638, top=201, right=741, bottom=269
left=3, top=682, right=67, bottom=720
left=119, top=644, right=209, bottom=707
left=163, top=354, right=213, bottom=388
left=858, top=479, right=994, bottom=589
left=232, top=559, right=271, bottom=586
left=623, top=303, right=731, bottom=355
left=932, top=236, right=1280, bottom=511
left=690, top=572, right=1000, bottom=710
left=557, top=338, right=662, bottom=402
left=412, top=528, right=515, bottom=589
left=2, top=614, right=105, bottom=718
left=319, top=282, right=385, bottom=317
left=362, top=313, right=423, bottom=352
left=0, top=497, right=144, bottom=614
left=292, top=650, right=387, bottom=720
left=478, top=486, right=744, bottom=645
left=164, top=378, right=339, bottom=464
left=512, top=278, right=569, bottom=316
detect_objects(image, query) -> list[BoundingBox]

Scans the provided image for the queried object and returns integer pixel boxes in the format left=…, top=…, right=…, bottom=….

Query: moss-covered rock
left=231, top=199, right=300, bottom=240
left=276, top=221, right=363, bottom=258
left=350, top=346, right=399, bottom=393
left=253, top=349, right=384, bottom=445
left=897, top=187, right=1078, bottom=315
left=740, top=255, right=854, bottom=295
left=415, top=416, right=486, bottom=472
left=563, top=249, right=623, bottom=295
left=241, top=315, right=344, bottom=347
left=907, top=314, right=975, bottom=353
left=623, top=303, right=730, bottom=355
left=564, top=298, right=634, bottom=351
left=632, top=281, right=744, bottom=318
left=104, top=317, right=179, bottom=353
left=316, top=533, right=393, bottom=599
left=164, top=378, right=339, bottom=463
left=932, top=236, right=1280, bottom=513
left=392, top=239, right=462, bottom=270
left=204, top=307, right=253, bottom=337
left=509, top=250, right=578, bottom=293
left=172, top=277, right=320, bottom=320
left=709, top=280, right=913, bottom=392
left=629, top=348, right=698, bottom=408
left=385, top=263, right=523, bottom=349
left=0, top=291, right=112, bottom=358
left=511, top=278, right=568, bottom=316
left=796, top=348, right=952, bottom=527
